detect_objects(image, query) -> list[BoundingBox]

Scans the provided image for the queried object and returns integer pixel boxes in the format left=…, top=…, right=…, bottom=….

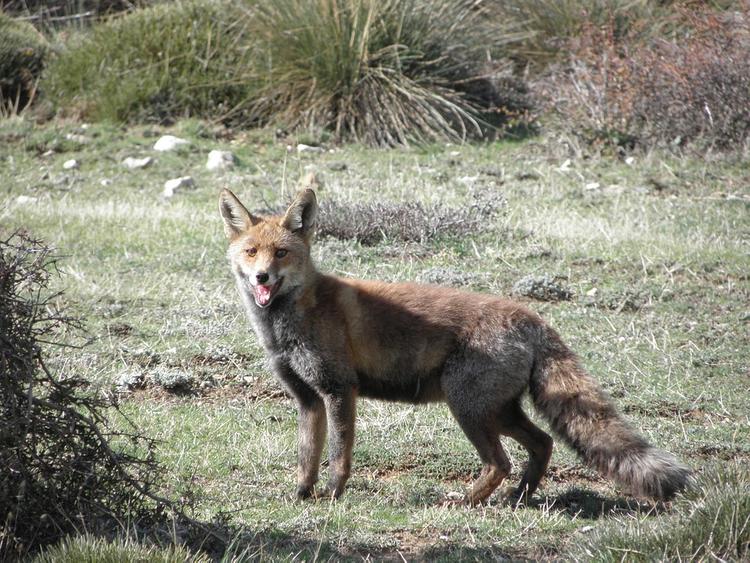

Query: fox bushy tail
left=530, top=327, right=691, bottom=500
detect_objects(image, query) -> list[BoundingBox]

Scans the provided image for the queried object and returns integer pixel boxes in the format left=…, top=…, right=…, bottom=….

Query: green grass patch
left=575, top=464, right=750, bottom=561
left=33, top=535, right=206, bottom=563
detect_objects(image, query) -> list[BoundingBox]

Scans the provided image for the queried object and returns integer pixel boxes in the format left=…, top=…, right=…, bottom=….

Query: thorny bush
left=0, top=233, right=168, bottom=559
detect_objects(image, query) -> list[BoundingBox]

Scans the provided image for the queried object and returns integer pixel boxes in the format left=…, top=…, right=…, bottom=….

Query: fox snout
left=242, top=265, right=284, bottom=308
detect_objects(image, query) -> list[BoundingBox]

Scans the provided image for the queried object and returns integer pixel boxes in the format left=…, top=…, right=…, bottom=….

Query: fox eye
left=246, top=247, right=257, bottom=257
left=275, top=249, right=288, bottom=258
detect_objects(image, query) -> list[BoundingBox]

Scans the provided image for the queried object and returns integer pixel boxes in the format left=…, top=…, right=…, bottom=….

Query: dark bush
left=0, top=233, right=167, bottom=559
left=0, top=11, right=47, bottom=112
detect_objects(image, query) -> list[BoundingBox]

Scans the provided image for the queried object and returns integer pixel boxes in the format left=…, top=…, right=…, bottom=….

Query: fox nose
left=256, top=272, right=269, bottom=284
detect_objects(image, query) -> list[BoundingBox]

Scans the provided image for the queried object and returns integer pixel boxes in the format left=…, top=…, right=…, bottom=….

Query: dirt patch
left=622, top=401, right=721, bottom=422
left=125, top=379, right=287, bottom=406
left=692, top=445, right=750, bottom=462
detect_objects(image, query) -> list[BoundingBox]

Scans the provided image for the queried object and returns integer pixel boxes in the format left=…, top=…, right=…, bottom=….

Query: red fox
left=219, top=188, right=691, bottom=504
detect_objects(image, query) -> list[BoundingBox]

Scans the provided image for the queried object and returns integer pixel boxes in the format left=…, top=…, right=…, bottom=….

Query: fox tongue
left=255, top=284, right=273, bottom=306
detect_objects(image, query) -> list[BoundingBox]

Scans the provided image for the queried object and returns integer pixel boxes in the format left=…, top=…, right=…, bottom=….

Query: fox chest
left=252, top=313, right=329, bottom=386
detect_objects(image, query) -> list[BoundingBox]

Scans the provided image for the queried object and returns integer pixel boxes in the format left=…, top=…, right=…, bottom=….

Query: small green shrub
left=246, top=0, right=530, bottom=145
left=0, top=11, right=48, bottom=112
left=43, top=0, right=256, bottom=123
left=574, top=463, right=750, bottom=562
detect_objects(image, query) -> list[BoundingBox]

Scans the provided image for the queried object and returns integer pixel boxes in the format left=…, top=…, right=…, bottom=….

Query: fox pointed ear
left=219, top=189, right=259, bottom=238
left=282, top=189, right=318, bottom=238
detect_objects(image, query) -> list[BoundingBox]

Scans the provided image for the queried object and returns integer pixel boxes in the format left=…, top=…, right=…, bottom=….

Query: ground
left=1, top=118, right=748, bottom=560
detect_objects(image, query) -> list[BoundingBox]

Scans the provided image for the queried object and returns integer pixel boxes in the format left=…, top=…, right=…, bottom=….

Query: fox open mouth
left=253, top=278, right=283, bottom=308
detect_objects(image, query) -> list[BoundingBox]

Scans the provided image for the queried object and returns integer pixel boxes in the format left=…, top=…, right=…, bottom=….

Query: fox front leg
left=322, top=387, right=357, bottom=499
left=272, top=359, right=327, bottom=499
left=295, top=397, right=327, bottom=499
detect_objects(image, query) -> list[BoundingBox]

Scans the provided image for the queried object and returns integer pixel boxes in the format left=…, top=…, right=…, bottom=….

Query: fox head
left=219, top=188, right=318, bottom=309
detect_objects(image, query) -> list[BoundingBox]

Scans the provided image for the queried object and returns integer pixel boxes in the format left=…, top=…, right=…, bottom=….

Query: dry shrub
left=317, top=192, right=505, bottom=245
left=541, top=5, right=750, bottom=150
left=0, top=233, right=168, bottom=559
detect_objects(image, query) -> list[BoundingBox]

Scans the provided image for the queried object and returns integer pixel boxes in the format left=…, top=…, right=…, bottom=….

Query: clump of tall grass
left=42, top=0, right=256, bottom=123
left=574, top=463, right=750, bottom=561
left=245, top=0, right=530, bottom=145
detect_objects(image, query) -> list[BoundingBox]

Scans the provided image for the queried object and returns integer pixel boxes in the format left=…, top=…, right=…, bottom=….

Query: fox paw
left=295, top=485, right=316, bottom=500
left=502, top=485, right=530, bottom=508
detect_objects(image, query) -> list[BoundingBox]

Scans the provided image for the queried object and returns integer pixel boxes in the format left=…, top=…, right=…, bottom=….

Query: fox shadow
left=525, top=487, right=666, bottom=520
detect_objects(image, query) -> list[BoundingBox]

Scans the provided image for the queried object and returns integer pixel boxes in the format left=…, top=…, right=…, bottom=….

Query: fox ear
left=219, top=189, right=259, bottom=238
left=282, top=189, right=318, bottom=237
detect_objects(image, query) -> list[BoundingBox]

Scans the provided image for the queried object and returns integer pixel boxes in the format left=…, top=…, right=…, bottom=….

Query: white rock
left=65, top=133, right=89, bottom=144
left=459, top=175, right=479, bottom=185
left=153, top=135, right=189, bottom=152
left=163, top=176, right=195, bottom=198
left=206, top=150, right=236, bottom=171
left=584, top=182, right=601, bottom=191
left=63, top=159, right=80, bottom=170
left=122, top=156, right=153, bottom=169
left=16, top=195, right=38, bottom=204
left=296, top=143, right=324, bottom=153
left=625, top=156, right=636, bottom=166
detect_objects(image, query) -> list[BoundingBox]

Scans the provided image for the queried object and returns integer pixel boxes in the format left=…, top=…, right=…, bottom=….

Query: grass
left=1, top=116, right=748, bottom=559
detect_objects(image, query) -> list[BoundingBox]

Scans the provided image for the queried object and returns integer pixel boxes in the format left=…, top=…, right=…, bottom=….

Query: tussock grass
left=247, top=0, right=528, bottom=145
left=43, top=1, right=255, bottom=123
left=575, top=464, right=750, bottom=561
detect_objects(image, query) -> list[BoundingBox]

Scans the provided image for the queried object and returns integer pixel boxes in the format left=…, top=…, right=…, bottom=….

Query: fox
left=219, top=187, right=691, bottom=505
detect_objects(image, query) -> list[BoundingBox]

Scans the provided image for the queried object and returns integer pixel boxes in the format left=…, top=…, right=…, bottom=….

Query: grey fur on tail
left=530, top=327, right=692, bottom=500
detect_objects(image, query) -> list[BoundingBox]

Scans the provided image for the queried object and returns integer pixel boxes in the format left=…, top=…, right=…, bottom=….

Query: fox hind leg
left=498, top=402, right=553, bottom=504
left=446, top=406, right=512, bottom=506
